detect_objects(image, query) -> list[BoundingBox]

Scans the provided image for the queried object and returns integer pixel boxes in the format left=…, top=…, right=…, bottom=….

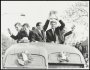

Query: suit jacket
left=31, top=19, right=49, bottom=42
left=46, top=23, right=73, bottom=44
left=31, top=29, right=46, bottom=42
left=46, top=20, right=65, bottom=44
left=11, top=30, right=33, bottom=43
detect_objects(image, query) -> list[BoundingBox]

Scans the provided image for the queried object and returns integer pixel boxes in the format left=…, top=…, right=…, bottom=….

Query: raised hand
left=50, top=11, right=57, bottom=15
left=8, top=28, right=12, bottom=35
left=71, top=25, right=75, bottom=31
left=49, top=11, right=58, bottom=20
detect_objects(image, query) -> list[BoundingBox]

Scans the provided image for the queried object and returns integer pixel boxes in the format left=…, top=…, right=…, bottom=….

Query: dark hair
left=14, top=22, right=21, bottom=27
left=36, top=22, right=42, bottom=27
left=32, top=27, right=36, bottom=30
left=23, top=23, right=30, bottom=28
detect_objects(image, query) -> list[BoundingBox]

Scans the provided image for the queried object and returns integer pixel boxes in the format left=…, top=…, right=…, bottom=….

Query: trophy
left=49, top=11, right=58, bottom=20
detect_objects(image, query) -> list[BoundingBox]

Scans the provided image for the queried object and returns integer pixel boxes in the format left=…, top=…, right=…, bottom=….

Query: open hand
left=8, top=28, right=12, bottom=35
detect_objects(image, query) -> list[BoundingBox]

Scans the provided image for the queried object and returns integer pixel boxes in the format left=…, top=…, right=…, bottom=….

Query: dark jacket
left=46, top=22, right=73, bottom=44
left=31, top=19, right=49, bottom=42
left=46, top=20, right=66, bottom=44
left=31, top=29, right=46, bottom=42
left=11, top=30, right=33, bottom=43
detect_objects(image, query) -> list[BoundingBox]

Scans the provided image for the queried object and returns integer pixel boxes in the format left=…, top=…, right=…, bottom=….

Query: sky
left=1, top=1, right=77, bottom=38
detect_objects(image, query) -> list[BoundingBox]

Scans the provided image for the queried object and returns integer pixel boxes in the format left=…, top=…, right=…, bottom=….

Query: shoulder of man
left=46, top=29, right=52, bottom=33
left=31, top=29, right=38, bottom=34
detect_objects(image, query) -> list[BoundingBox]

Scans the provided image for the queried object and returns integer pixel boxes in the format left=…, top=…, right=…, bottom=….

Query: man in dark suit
left=8, top=22, right=24, bottom=43
left=21, top=23, right=33, bottom=42
left=46, top=19, right=65, bottom=44
left=31, top=20, right=50, bottom=42
left=8, top=23, right=33, bottom=43
left=46, top=17, right=75, bottom=44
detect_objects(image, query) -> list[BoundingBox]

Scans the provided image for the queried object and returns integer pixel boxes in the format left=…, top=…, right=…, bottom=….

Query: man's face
left=15, top=24, right=22, bottom=31
left=23, top=26, right=28, bottom=31
left=23, top=25, right=30, bottom=31
left=37, top=23, right=43, bottom=30
left=50, top=21, right=57, bottom=29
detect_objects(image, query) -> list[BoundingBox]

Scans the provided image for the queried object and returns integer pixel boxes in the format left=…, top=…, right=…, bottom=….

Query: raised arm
left=8, top=28, right=18, bottom=40
left=10, top=34, right=18, bottom=40
left=59, top=20, right=65, bottom=30
left=43, top=11, right=57, bottom=31
left=64, top=31, right=72, bottom=37
left=43, top=19, right=50, bottom=31
left=64, top=25, right=75, bottom=37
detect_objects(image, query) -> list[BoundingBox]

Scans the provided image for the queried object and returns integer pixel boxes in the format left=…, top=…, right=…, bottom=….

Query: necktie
left=39, top=30, right=42, bottom=35
left=52, top=29, right=56, bottom=42
left=39, top=30, right=43, bottom=39
left=52, top=29, right=55, bottom=35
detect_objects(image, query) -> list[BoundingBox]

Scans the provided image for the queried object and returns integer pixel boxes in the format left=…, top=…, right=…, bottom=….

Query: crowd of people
left=8, top=11, right=75, bottom=44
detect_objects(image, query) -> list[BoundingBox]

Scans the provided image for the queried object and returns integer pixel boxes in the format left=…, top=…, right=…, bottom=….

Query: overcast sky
left=1, top=1, right=85, bottom=38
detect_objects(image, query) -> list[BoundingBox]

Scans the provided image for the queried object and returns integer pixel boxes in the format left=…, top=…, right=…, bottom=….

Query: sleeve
left=59, top=20, right=65, bottom=30
left=10, top=34, right=18, bottom=40
left=64, top=31, right=72, bottom=37
left=43, top=19, right=50, bottom=31
left=29, top=31, right=36, bottom=42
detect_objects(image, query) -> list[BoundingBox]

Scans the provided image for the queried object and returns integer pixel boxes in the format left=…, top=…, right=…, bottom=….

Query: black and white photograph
left=1, top=1, right=89, bottom=69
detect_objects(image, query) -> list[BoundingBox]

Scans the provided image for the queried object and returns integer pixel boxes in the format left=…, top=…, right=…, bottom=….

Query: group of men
left=8, top=11, right=75, bottom=44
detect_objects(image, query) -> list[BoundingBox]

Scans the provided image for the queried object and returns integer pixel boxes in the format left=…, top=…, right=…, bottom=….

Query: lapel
left=41, top=30, right=46, bottom=40
left=37, top=29, right=43, bottom=38
left=57, top=29, right=65, bottom=42
left=29, top=30, right=31, bottom=35
left=41, top=30, right=44, bottom=38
